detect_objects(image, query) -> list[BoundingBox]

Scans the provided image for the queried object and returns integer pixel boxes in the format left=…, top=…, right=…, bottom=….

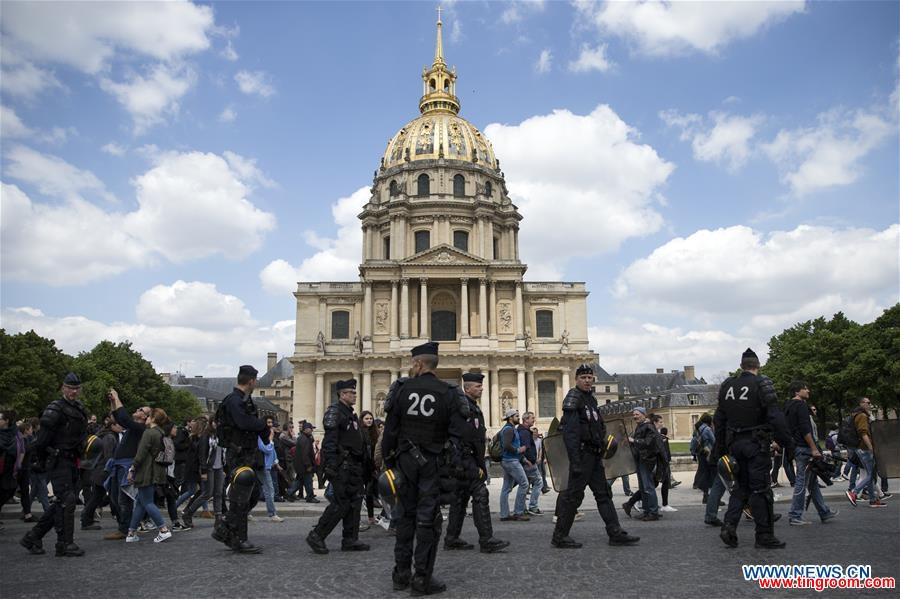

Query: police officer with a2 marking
left=306, top=379, right=370, bottom=554
left=382, top=342, right=467, bottom=595
left=715, top=348, right=791, bottom=549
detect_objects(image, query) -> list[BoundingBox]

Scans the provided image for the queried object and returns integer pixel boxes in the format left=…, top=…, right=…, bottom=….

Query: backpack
left=836, top=411, right=861, bottom=448
left=488, top=428, right=505, bottom=463
left=155, top=435, right=175, bottom=466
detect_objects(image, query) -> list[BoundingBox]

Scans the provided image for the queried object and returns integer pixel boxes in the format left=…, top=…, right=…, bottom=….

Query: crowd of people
left=1, top=345, right=893, bottom=594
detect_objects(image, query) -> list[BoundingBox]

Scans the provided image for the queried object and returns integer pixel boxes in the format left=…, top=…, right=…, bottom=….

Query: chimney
left=656, top=368, right=664, bottom=374
left=684, top=365, right=696, bottom=382
left=267, top=352, right=277, bottom=373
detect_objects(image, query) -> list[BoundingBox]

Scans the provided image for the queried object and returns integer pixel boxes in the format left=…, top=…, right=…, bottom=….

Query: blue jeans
left=129, top=485, right=165, bottom=531
left=851, top=449, right=876, bottom=500
left=524, top=465, right=543, bottom=510
left=28, top=471, right=50, bottom=513
left=110, top=464, right=135, bottom=534
left=705, top=474, right=726, bottom=522
left=636, top=461, right=659, bottom=516
left=788, top=448, right=833, bottom=521
left=257, top=469, right=277, bottom=516
left=176, top=481, right=197, bottom=508
left=499, top=459, right=528, bottom=517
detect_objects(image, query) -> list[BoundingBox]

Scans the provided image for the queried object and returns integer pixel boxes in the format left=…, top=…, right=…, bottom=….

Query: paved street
left=2, top=477, right=898, bottom=598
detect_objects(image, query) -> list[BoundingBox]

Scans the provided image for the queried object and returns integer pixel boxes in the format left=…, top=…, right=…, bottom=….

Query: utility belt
left=45, top=447, right=78, bottom=464
left=580, top=441, right=604, bottom=455
left=726, top=426, right=772, bottom=449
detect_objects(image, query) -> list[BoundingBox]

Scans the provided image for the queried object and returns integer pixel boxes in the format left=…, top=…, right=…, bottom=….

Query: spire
left=419, top=9, right=459, bottom=115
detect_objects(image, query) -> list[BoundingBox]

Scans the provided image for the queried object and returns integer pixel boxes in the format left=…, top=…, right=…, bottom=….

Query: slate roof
left=257, top=357, right=293, bottom=387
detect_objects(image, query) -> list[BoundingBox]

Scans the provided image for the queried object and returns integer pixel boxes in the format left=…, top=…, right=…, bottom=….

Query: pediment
left=401, top=244, right=488, bottom=265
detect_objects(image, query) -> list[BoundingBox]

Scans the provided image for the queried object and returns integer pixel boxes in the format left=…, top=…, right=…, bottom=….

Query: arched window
left=453, top=174, right=465, bottom=197
left=331, top=310, right=350, bottom=339
left=484, top=181, right=493, bottom=197
left=535, top=310, right=554, bottom=338
left=431, top=310, right=456, bottom=341
left=417, top=174, right=430, bottom=196
left=389, top=180, right=399, bottom=196
left=538, top=380, right=557, bottom=418
left=453, top=230, right=468, bottom=252
left=415, top=230, right=430, bottom=253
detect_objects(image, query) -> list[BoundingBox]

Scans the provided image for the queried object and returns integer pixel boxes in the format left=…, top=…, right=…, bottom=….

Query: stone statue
left=353, top=330, right=364, bottom=353
left=524, top=330, right=533, bottom=351
left=560, top=330, right=569, bottom=352
left=316, top=331, right=326, bottom=354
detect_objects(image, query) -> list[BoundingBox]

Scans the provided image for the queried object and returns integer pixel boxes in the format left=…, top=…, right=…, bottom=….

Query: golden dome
left=382, top=113, right=498, bottom=170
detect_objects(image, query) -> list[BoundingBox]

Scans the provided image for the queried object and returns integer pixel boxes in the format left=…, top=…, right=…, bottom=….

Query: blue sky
left=2, top=1, right=898, bottom=381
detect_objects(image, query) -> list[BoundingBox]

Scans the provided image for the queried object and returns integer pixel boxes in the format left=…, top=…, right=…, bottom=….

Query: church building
left=290, top=16, right=598, bottom=430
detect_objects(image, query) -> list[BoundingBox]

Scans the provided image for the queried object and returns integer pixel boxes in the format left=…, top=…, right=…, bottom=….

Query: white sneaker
left=125, top=533, right=140, bottom=543
left=269, top=515, right=284, bottom=523
left=660, top=505, right=678, bottom=512
left=552, top=512, right=583, bottom=523
left=153, top=530, right=172, bottom=543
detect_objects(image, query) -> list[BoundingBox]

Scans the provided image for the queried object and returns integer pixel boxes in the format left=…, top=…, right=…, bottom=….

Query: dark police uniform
left=552, top=365, right=638, bottom=548
left=213, top=365, right=267, bottom=554
left=714, top=348, right=790, bottom=549
left=382, top=342, right=466, bottom=594
left=306, top=378, right=369, bottom=553
left=444, top=373, right=508, bottom=553
left=22, top=373, right=88, bottom=557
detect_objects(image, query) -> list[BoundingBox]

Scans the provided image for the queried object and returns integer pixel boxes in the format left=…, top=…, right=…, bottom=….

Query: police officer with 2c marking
left=381, top=341, right=468, bottom=596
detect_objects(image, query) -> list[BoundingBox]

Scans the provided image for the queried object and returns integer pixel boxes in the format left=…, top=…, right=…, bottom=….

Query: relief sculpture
left=498, top=302, right=512, bottom=333
left=375, top=301, right=389, bottom=332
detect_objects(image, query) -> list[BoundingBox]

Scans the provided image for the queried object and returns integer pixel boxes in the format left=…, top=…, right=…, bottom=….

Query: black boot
left=392, top=567, right=411, bottom=591
left=551, top=535, right=582, bottom=549
left=340, top=539, right=370, bottom=551
left=478, top=537, right=510, bottom=553
left=55, top=542, right=85, bottom=557
left=306, top=530, right=329, bottom=554
left=212, top=516, right=232, bottom=545
left=20, top=533, right=46, bottom=555
left=720, top=524, right=738, bottom=548
left=230, top=518, right=261, bottom=553
left=755, top=533, right=786, bottom=549
left=607, top=529, right=640, bottom=546
left=411, top=573, right=447, bottom=596
left=444, top=537, right=475, bottom=550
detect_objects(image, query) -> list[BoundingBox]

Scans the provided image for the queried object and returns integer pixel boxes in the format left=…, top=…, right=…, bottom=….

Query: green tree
left=844, top=304, right=900, bottom=416
left=0, top=329, right=74, bottom=418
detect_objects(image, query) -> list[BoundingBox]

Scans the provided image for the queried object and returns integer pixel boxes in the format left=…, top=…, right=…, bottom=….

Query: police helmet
left=717, top=454, right=739, bottom=493
left=602, top=434, right=619, bottom=460
left=378, top=468, right=405, bottom=517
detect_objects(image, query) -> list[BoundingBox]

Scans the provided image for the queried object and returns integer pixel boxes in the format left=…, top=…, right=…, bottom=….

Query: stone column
left=419, top=278, right=429, bottom=339
left=517, top=369, right=526, bottom=416
left=478, top=279, right=488, bottom=337
left=362, top=371, right=372, bottom=413
left=486, top=220, right=495, bottom=259
left=318, top=298, right=327, bottom=334
left=431, top=217, right=439, bottom=244
left=314, top=373, right=325, bottom=427
left=515, top=281, right=524, bottom=336
left=398, top=216, right=407, bottom=258
left=482, top=369, right=492, bottom=427
left=363, top=282, right=372, bottom=338
left=562, top=369, right=570, bottom=395
left=490, top=368, right=500, bottom=428
left=400, top=278, right=410, bottom=338
left=390, top=280, right=399, bottom=338
left=390, top=371, right=398, bottom=385
left=460, top=278, right=469, bottom=337
left=488, top=281, right=497, bottom=337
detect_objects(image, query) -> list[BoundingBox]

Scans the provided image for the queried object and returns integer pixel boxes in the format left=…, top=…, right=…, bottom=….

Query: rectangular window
left=331, top=310, right=350, bottom=339
left=453, top=230, right=468, bottom=252
left=538, top=380, right=557, bottom=418
left=383, top=236, right=390, bottom=259
left=415, top=230, right=430, bottom=253
left=605, top=386, right=611, bottom=393
left=275, top=390, right=281, bottom=397
left=493, top=237, right=500, bottom=259
left=535, top=310, right=554, bottom=338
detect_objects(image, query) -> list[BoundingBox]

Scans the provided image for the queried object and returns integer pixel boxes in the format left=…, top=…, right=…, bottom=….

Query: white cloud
left=614, top=224, right=900, bottom=319
left=260, top=187, right=367, bottom=294
left=223, top=151, right=276, bottom=188
left=484, top=104, right=674, bottom=278
left=761, top=107, right=894, bottom=195
left=3, top=145, right=115, bottom=203
left=219, top=106, right=237, bottom=123
left=660, top=109, right=763, bottom=171
left=100, top=64, right=196, bottom=134
left=0, top=105, right=33, bottom=138
left=1, top=303, right=295, bottom=378
left=0, top=59, right=63, bottom=99
left=568, top=43, right=613, bottom=73
left=500, top=0, right=546, bottom=24
left=221, top=40, right=239, bottom=62
left=136, top=281, right=253, bottom=330
left=102, top=142, right=127, bottom=156
left=535, top=49, right=552, bottom=73
left=1, top=1, right=214, bottom=74
left=1, top=149, right=276, bottom=285
left=235, top=70, right=275, bottom=98
left=450, top=20, right=463, bottom=44
left=576, top=0, right=805, bottom=56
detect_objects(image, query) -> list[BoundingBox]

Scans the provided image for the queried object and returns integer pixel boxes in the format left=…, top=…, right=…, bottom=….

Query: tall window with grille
left=417, top=173, right=430, bottom=196
left=453, top=230, right=468, bottom=252
left=331, top=310, right=350, bottom=339
left=535, top=310, right=554, bottom=338
left=538, top=380, right=557, bottom=418
left=415, top=230, right=430, bottom=253
left=453, top=174, right=465, bottom=197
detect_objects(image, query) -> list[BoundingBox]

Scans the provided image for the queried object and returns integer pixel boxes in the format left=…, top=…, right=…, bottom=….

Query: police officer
left=714, top=348, right=791, bottom=549
left=212, top=365, right=267, bottom=554
left=444, top=372, right=509, bottom=554
left=551, top=364, right=639, bottom=549
left=21, top=373, right=89, bottom=557
left=382, top=342, right=467, bottom=595
left=306, top=379, right=370, bottom=554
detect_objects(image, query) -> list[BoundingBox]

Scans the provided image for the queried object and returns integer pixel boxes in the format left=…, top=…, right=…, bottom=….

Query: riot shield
left=872, top=419, right=900, bottom=478
left=543, top=417, right=637, bottom=493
